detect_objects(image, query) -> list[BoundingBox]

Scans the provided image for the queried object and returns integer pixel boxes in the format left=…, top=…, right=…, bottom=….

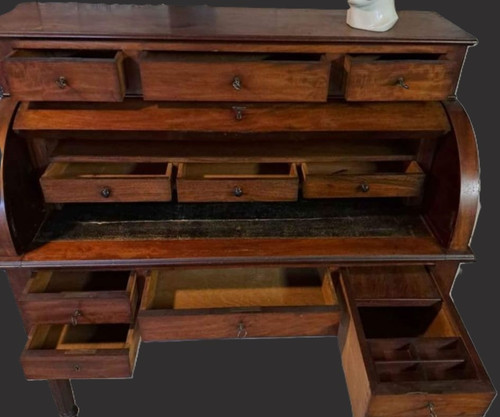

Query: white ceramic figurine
left=347, top=0, right=399, bottom=32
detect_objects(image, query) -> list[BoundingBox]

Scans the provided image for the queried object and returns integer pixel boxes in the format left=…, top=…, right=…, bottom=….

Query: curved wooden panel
left=424, top=100, right=480, bottom=252
left=0, top=99, right=20, bottom=257
left=0, top=98, right=45, bottom=257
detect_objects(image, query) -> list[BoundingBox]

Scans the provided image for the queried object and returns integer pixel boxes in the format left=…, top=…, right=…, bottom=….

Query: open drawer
left=138, top=267, right=339, bottom=341
left=139, top=52, right=330, bottom=102
left=19, top=270, right=138, bottom=325
left=3, top=49, right=126, bottom=102
left=21, top=323, right=140, bottom=380
left=344, top=54, right=455, bottom=102
left=337, top=266, right=495, bottom=417
left=302, top=161, right=425, bottom=199
left=40, top=162, right=173, bottom=203
left=177, top=163, right=299, bottom=202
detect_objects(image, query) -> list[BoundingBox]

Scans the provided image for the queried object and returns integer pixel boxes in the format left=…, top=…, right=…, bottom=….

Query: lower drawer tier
left=21, top=323, right=140, bottom=380
left=138, top=267, right=339, bottom=341
left=337, top=266, right=495, bottom=417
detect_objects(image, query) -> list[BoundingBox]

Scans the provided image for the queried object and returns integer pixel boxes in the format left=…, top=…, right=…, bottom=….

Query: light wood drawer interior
left=140, top=52, right=330, bottom=102
left=40, top=162, right=173, bottom=203
left=4, top=49, right=126, bottom=102
left=338, top=266, right=495, bottom=417
left=177, top=162, right=298, bottom=202
left=344, top=54, right=455, bottom=102
left=21, top=323, right=140, bottom=380
left=139, top=267, right=339, bottom=341
left=20, top=270, right=137, bottom=325
left=302, top=161, right=425, bottom=199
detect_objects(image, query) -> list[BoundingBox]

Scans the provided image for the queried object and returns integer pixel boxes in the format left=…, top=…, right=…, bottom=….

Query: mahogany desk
left=0, top=3, right=495, bottom=416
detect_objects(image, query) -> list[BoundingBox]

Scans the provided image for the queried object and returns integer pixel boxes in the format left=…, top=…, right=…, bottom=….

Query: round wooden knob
left=101, top=187, right=111, bottom=198
left=233, top=186, right=244, bottom=197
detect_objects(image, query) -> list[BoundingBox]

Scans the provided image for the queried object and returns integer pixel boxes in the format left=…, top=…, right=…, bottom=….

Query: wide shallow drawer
left=338, top=266, right=495, bottom=417
left=19, top=270, right=137, bottom=325
left=177, top=163, right=299, bottom=202
left=21, top=323, right=140, bottom=380
left=140, top=52, right=330, bottom=102
left=344, top=54, right=455, bottom=102
left=138, top=267, right=339, bottom=341
left=4, top=49, right=126, bottom=102
left=302, top=161, right=425, bottom=199
left=40, top=162, right=173, bottom=203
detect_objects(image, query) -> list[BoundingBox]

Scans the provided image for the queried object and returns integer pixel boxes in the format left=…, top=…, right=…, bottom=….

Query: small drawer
left=21, top=323, right=140, bottom=380
left=40, top=162, right=173, bottom=203
left=4, top=49, right=126, bottom=102
left=177, top=163, right=298, bottom=202
left=302, top=161, right=425, bottom=199
left=337, top=266, right=495, bottom=417
left=138, top=267, right=339, bottom=341
left=19, top=271, right=138, bottom=325
left=344, top=54, right=455, bottom=101
left=139, top=52, right=330, bottom=102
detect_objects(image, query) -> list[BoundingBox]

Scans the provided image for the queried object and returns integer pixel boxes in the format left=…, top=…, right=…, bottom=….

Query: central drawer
left=21, top=323, right=140, bottom=380
left=139, top=52, right=330, bottom=102
left=138, top=267, right=339, bottom=341
left=20, top=270, right=138, bottom=325
left=176, top=162, right=299, bottom=202
left=40, top=161, right=173, bottom=203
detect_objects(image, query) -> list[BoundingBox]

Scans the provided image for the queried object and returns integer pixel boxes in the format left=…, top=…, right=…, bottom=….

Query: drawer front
left=40, top=162, right=173, bottom=203
left=20, top=271, right=138, bottom=325
left=177, top=163, right=299, bottom=203
left=344, top=56, right=455, bottom=102
left=177, top=178, right=298, bottom=202
left=140, top=54, right=330, bottom=102
left=302, top=163, right=425, bottom=199
left=4, top=50, right=125, bottom=102
left=21, top=324, right=140, bottom=380
left=139, top=309, right=338, bottom=342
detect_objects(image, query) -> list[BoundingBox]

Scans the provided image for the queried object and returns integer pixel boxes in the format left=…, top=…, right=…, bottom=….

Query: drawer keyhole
left=56, top=76, right=68, bottom=89
left=232, top=76, right=242, bottom=91
left=237, top=322, right=247, bottom=339
left=232, top=106, right=246, bottom=121
left=101, top=187, right=112, bottom=198
left=397, top=77, right=410, bottom=90
left=233, top=186, right=244, bottom=197
left=71, top=310, right=82, bottom=326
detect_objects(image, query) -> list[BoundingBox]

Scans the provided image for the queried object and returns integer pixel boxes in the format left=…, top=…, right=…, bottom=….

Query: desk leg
left=48, top=380, right=79, bottom=417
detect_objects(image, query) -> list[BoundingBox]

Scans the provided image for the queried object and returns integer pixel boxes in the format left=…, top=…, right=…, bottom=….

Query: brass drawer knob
left=237, top=321, right=247, bottom=338
left=360, top=182, right=370, bottom=193
left=71, top=310, right=82, bottom=326
left=232, top=106, right=246, bottom=121
left=232, top=76, right=242, bottom=91
left=397, top=77, right=410, bottom=89
left=233, top=186, right=244, bottom=197
left=101, top=187, right=112, bottom=198
left=428, top=402, right=437, bottom=417
left=56, top=76, right=68, bottom=89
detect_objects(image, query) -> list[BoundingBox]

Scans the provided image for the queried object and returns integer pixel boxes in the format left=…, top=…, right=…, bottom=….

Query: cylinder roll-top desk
left=0, top=3, right=495, bottom=417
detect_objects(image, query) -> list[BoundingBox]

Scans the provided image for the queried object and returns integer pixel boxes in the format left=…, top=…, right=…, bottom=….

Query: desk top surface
left=0, top=3, right=476, bottom=44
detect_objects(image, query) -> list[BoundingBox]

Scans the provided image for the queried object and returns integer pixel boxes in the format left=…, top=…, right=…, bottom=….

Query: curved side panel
left=0, top=98, right=45, bottom=257
left=424, top=100, right=480, bottom=252
left=0, top=99, right=20, bottom=257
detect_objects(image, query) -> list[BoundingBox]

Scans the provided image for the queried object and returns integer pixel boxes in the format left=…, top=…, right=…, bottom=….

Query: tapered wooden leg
left=48, top=380, right=79, bottom=417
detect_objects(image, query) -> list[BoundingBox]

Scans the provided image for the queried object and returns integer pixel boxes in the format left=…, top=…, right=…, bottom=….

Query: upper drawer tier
left=139, top=52, right=331, bottom=102
left=3, top=49, right=126, bottom=102
left=344, top=54, right=455, bottom=102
